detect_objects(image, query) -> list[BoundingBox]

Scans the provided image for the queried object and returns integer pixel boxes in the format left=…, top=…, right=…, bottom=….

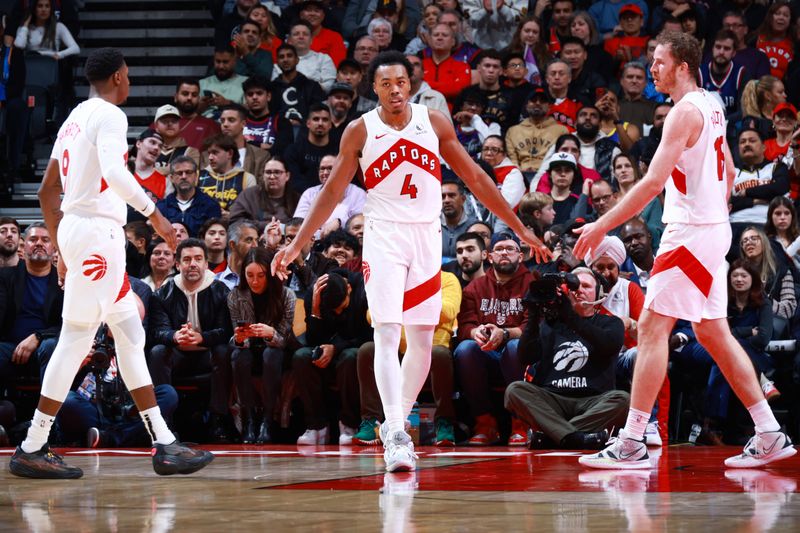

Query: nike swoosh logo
left=762, top=437, right=781, bottom=455
left=618, top=449, right=641, bottom=460
left=375, top=133, right=388, bottom=139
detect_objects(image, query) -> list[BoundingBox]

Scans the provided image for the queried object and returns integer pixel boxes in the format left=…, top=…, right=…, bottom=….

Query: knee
left=454, top=340, right=481, bottom=362
left=148, top=345, right=170, bottom=365
left=357, top=342, right=375, bottom=363
left=210, top=344, right=231, bottom=364
left=37, top=338, right=57, bottom=357
left=431, top=345, right=453, bottom=367
left=261, top=347, right=284, bottom=371
left=504, top=381, right=530, bottom=406
left=603, top=390, right=631, bottom=407
left=293, top=347, right=313, bottom=368
left=232, top=348, right=252, bottom=367
left=338, top=347, right=358, bottom=369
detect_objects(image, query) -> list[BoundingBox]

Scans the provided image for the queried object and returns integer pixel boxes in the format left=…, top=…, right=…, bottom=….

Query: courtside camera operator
left=505, top=266, right=630, bottom=450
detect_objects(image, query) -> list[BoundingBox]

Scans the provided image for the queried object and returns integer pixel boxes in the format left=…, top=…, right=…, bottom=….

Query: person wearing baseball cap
left=547, top=152, right=589, bottom=225
left=766, top=102, right=799, bottom=162
left=602, top=3, right=649, bottom=66
left=326, top=82, right=355, bottom=139
left=588, top=0, right=649, bottom=37
left=336, top=58, right=378, bottom=117
left=505, top=86, right=568, bottom=174
left=133, top=129, right=171, bottom=201
left=153, top=104, right=200, bottom=175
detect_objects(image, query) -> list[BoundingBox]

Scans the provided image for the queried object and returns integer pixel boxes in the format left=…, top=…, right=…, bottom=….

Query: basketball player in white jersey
left=9, top=48, right=214, bottom=479
left=574, top=32, right=795, bottom=469
left=272, top=51, right=551, bottom=472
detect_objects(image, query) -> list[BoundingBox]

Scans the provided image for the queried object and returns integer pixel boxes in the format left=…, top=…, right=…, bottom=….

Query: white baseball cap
left=154, top=104, right=180, bottom=122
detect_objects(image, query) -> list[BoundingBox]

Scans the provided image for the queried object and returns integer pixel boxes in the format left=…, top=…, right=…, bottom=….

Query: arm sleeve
left=439, top=273, right=462, bottom=326
left=14, top=26, right=28, bottom=49
left=518, top=309, right=542, bottom=367
left=785, top=235, right=800, bottom=257
left=750, top=300, right=774, bottom=349
left=744, top=165, right=790, bottom=199
left=771, top=270, right=797, bottom=320
left=269, top=288, right=296, bottom=349
left=93, top=107, right=156, bottom=217
left=456, top=286, right=481, bottom=341
left=500, top=168, right=525, bottom=210
left=319, top=55, right=336, bottom=92
left=294, top=190, right=313, bottom=219
left=55, top=23, right=80, bottom=58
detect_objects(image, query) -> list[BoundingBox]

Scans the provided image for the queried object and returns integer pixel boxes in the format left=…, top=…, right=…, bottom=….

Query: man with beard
left=148, top=239, right=234, bottom=443
left=172, top=79, right=221, bottom=151
left=545, top=0, right=575, bottom=52
left=157, top=156, right=222, bottom=238
left=233, top=19, right=273, bottom=79
left=242, top=76, right=293, bottom=155
left=284, top=104, right=337, bottom=195
left=198, top=134, right=257, bottom=215
left=618, top=217, right=655, bottom=292
left=199, top=46, right=247, bottom=119
left=455, top=232, right=533, bottom=446
left=563, top=38, right=607, bottom=106
left=443, top=231, right=487, bottom=289
left=505, top=87, right=568, bottom=176
left=618, top=63, right=657, bottom=132
left=0, top=223, right=62, bottom=387
left=270, top=44, right=325, bottom=128
left=700, top=30, right=749, bottom=117
left=452, top=50, right=511, bottom=132
left=0, top=217, right=21, bottom=267
left=283, top=21, right=336, bottom=92
left=337, top=59, right=377, bottom=117
left=132, top=129, right=170, bottom=202
left=153, top=105, right=201, bottom=176
left=441, top=180, right=478, bottom=261
left=199, top=218, right=228, bottom=274
left=597, top=91, right=639, bottom=153
left=326, top=82, right=355, bottom=147
left=206, top=104, right=269, bottom=179
left=630, top=103, right=672, bottom=170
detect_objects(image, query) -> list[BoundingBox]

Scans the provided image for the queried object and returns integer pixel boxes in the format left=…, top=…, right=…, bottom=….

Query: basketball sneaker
left=152, top=441, right=215, bottom=476
left=297, top=427, right=328, bottom=445
left=434, top=418, right=455, bottom=447
left=578, top=429, right=651, bottom=470
left=724, top=431, right=796, bottom=468
left=508, top=419, right=529, bottom=447
left=9, top=444, right=83, bottom=479
left=338, top=422, right=357, bottom=446
left=352, top=418, right=382, bottom=445
left=384, top=430, right=417, bottom=472
left=644, top=421, right=662, bottom=447
left=468, top=414, right=500, bottom=446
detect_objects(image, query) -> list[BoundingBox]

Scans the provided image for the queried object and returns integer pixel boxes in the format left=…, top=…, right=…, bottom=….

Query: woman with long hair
left=244, top=4, right=282, bottom=62
left=611, top=153, right=663, bottom=248
left=739, top=226, right=797, bottom=331
left=228, top=247, right=296, bottom=444
left=739, top=75, right=786, bottom=120
left=765, top=196, right=800, bottom=269
left=704, top=259, right=777, bottom=443
left=569, top=11, right=613, bottom=83
left=14, top=0, right=79, bottom=60
left=755, top=1, right=794, bottom=80
left=142, top=238, right=176, bottom=291
left=506, top=15, right=550, bottom=85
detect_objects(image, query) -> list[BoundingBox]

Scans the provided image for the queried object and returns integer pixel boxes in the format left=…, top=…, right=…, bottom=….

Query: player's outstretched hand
left=271, top=243, right=300, bottom=281
left=572, top=221, right=604, bottom=261
left=518, top=228, right=553, bottom=264
left=150, top=210, right=178, bottom=251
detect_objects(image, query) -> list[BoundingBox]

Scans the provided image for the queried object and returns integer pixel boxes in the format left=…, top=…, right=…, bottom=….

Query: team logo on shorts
left=362, top=260, right=370, bottom=283
left=82, top=254, right=107, bottom=281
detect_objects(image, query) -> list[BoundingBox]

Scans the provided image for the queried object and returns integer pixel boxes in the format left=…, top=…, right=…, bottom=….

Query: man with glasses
left=157, top=156, right=222, bottom=237
left=455, top=232, right=533, bottom=446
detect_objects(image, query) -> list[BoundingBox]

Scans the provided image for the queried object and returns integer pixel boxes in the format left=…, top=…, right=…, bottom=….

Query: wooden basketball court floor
left=1, top=445, right=799, bottom=532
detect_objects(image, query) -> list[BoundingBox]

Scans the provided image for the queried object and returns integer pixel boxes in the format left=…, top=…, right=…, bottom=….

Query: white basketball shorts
left=59, top=213, right=136, bottom=325
left=644, top=222, right=730, bottom=322
left=361, top=217, right=442, bottom=325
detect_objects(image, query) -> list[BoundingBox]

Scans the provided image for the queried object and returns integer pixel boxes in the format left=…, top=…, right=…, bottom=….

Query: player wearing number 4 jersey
left=273, top=51, right=551, bottom=472
left=574, top=32, right=795, bottom=470
left=9, top=48, right=214, bottom=480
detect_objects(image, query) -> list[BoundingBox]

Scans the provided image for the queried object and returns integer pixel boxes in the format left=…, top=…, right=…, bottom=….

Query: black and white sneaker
left=152, top=441, right=214, bottom=476
left=578, top=429, right=651, bottom=470
left=724, top=431, right=796, bottom=468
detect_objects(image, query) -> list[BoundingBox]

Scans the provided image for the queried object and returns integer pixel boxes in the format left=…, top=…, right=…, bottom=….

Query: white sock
left=400, top=325, right=434, bottom=418
left=140, top=406, right=175, bottom=445
left=374, top=323, right=404, bottom=434
left=21, top=409, right=55, bottom=453
left=747, top=399, right=781, bottom=434
left=623, top=408, right=650, bottom=440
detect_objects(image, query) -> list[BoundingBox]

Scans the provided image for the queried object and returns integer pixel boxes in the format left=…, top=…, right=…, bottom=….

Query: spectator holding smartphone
left=228, top=247, right=296, bottom=444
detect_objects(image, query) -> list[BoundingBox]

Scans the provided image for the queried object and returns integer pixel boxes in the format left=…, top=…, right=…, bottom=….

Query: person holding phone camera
left=228, top=247, right=296, bottom=444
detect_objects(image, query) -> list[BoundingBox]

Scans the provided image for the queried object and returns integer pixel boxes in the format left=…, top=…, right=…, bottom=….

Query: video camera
left=524, top=272, right=580, bottom=307
left=87, top=324, right=137, bottom=419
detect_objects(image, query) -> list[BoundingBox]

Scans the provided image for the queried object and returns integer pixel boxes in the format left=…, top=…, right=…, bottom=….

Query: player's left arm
left=38, top=159, right=64, bottom=253
left=429, top=109, right=551, bottom=262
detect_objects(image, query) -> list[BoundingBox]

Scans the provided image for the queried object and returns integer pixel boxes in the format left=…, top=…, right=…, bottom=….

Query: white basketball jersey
left=51, top=98, right=129, bottom=226
left=662, top=90, right=730, bottom=225
left=359, top=103, right=442, bottom=223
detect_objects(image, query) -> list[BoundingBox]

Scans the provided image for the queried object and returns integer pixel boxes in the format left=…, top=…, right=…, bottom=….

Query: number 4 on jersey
left=400, top=173, right=418, bottom=199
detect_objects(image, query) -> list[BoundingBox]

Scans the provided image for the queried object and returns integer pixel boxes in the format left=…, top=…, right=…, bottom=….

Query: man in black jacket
left=505, top=267, right=629, bottom=449
left=292, top=270, right=373, bottom=445
left=147, top=239, right=233, bottom=441
left=271, top=44, right=326, bottom=131
left=0, top=223, right=62, bottom=386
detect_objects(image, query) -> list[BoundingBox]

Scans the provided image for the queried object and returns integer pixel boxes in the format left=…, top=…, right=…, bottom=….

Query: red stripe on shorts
left=115, top=272, right=131, bottom=303
left=651, top=246, right=713, bottom=297
left=403, top=271, right=441, bottom=312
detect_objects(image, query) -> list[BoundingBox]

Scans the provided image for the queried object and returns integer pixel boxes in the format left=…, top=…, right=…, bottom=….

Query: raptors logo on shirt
left=82, top=254, right=108, bottom=281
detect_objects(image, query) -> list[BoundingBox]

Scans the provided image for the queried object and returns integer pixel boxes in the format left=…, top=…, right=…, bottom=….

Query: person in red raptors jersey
left=9, top=48, right=214, bottom=480
left=574, top=32, right=796, bottom=470
left=272, top=51, right=551, bottom=472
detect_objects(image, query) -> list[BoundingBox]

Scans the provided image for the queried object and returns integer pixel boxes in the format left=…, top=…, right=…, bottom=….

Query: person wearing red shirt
left=300, top=0, right=346, bottom=67
left=765, top=102, right=798, bottom=161
left=133, top=129, right=170, bottom=201
left=603, top=4, right=649, bottom=71
left=545, top=59, right=581, bottom=129
left=755, top=2, right=794, bottom=80
left=172, top=79, right=222, bottom=151
left=422, top=23, right=471, bottom=108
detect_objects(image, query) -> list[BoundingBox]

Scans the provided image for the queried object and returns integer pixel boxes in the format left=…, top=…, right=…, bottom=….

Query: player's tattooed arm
left=38, top=158, right=65, bottom=253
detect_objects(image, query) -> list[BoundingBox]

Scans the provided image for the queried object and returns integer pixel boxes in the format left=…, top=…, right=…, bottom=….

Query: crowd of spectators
left=2, top=0, right=800, bottom=448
